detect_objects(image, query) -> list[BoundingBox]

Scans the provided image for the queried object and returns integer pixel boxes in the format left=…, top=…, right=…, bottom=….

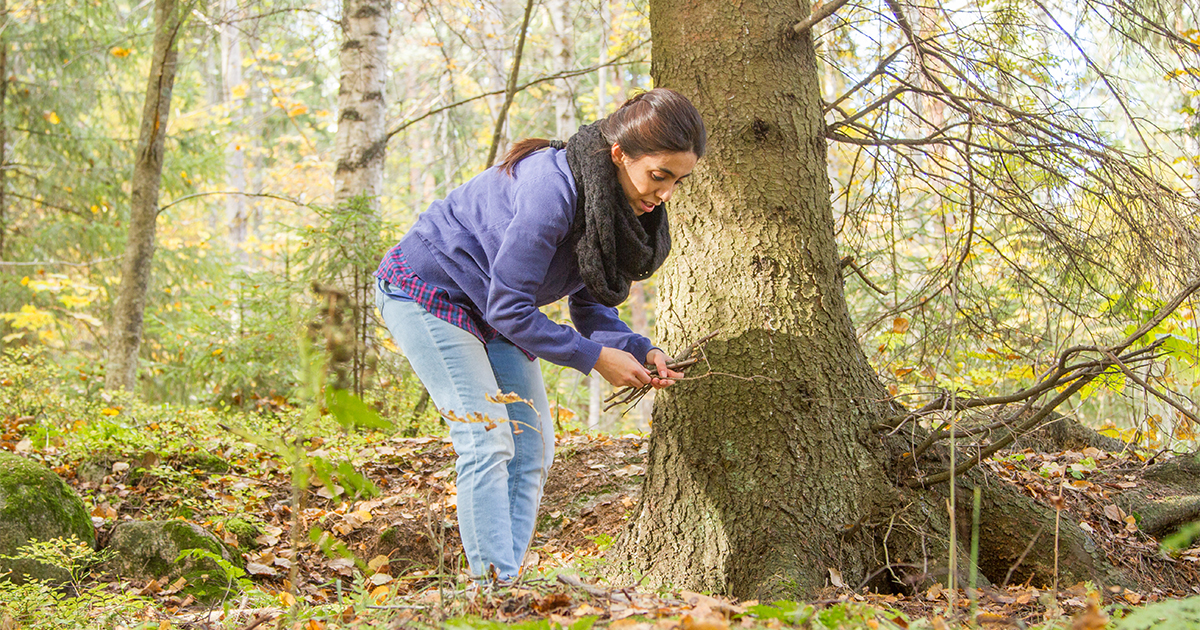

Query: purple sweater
left=384, top=147, right=655, bottom=374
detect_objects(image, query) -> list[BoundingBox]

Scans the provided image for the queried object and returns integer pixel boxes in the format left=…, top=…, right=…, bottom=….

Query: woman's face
left=611, top=145, right=699, bottom=216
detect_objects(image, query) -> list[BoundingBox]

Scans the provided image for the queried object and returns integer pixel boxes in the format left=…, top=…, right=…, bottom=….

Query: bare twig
left=792, top=0, right=854, bottom=35
left=602, top=331, right=719, bottom=413
left=484, top=0, right=536, bottom=168
left=905, top=278, right=1200, bottom=486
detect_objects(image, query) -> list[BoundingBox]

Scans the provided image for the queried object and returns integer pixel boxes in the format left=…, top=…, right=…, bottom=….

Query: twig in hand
left=602, top=331, right=719, bottom=413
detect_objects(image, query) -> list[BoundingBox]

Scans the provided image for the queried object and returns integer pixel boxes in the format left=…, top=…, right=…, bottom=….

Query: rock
left=103, top=520, right=242, bottom=601
left=0, top=452, right=96, bottom=585
left=221, top=517, right=262, bottom=550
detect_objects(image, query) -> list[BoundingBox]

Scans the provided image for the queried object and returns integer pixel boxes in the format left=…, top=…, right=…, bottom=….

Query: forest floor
left=7, top=416, right=1200, bottom=629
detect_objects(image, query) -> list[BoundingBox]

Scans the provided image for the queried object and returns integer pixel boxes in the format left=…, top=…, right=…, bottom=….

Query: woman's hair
left=498, top=88, right=706, bottom=175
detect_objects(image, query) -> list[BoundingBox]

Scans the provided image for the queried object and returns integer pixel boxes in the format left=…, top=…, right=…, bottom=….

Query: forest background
left=2, top=0, right=1200, bottom=626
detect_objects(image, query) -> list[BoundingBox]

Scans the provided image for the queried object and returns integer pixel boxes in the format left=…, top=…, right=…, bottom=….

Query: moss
left=221, top=517, right=262, bottom=550
left=179, top=452, right=231, bottom=474
left=0, top=452, right=95, bottom=585
left=103, top=520, right=242, bottom=602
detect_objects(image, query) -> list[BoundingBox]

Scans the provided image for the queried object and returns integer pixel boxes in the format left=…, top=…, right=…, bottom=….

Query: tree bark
left=333, top=0, right=390, bottom=211
left=611, top=0, right=903, bottom=598
left=105, top=0, right=186, bottom=391
left=220, top=0, right=248, bottom=260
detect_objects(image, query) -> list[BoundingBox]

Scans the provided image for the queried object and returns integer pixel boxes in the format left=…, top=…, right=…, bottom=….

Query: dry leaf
left=828, top=567, right=847, bottom=589
left=368, top=555, right=390, bottom=573
left=1103, top=504, right=1123, bottom=522
left=681, top=613, right=729, bottom=630
left=368, top=573, right=393, bottom=586
left=246, top=562, right=278, bottom=576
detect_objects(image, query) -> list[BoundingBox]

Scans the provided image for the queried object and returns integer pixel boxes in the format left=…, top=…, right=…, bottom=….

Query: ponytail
left=498, top=138, right=556, bottom=175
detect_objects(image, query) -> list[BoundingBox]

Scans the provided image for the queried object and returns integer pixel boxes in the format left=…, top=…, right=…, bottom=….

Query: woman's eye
left=651, top=173, right=665, bottom=182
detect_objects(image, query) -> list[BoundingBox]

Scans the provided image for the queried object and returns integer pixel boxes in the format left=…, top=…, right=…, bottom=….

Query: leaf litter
left=11, top=426, right=1200, bottom=628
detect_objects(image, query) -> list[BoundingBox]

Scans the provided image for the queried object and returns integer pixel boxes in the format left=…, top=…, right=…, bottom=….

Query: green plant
left=0, top=538, right=148, bottom=630
left=177, top=547, right=253, bottom=596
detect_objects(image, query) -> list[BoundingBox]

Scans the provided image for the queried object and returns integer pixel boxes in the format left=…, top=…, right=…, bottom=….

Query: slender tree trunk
left=220, top=0, right=248, bottom=260
left=597, top=0, right=609, bottom=116
left=484, top=0, right=536, bottom=168
left=611, top=0, right=902, bottom=597
left=333, top=0, right=390, bottom=393
left=105, top=0, right=186, bottom=391
left=546, top=0, right=575, bottom=139
left=333, top=0, right=390, bottom=211
left=0, top=0, right=8, bottom=261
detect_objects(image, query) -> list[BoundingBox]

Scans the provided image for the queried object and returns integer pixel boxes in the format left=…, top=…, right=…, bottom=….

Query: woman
left=375, top=88, right=706, bottom=582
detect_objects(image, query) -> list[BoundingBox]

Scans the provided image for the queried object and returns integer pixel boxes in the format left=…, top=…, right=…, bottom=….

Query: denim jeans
left=375, top=285, right=554, bottom=580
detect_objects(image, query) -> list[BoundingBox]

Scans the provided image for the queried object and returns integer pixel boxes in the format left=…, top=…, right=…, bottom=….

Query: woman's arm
left=484, top=167, right=605, bottom=374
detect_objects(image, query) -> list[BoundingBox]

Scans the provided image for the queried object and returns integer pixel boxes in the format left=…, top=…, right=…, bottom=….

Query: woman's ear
left=610, top=143, right=626, bottom=166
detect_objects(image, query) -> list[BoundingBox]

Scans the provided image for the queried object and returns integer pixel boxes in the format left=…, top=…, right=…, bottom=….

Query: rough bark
left=333, top=0, right=390, bottom=211
left=611, top=0, right=902, bottom=598
left=105, top=0, right=186, bottom=391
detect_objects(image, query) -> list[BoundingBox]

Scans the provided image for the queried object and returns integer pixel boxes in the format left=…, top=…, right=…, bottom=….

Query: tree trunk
left=611, top=0, right=903, bottom=598
left=333, top=0, right=390, bottom=211
left=220, top=0, right=248, bottom=260
left=546, top=0, right=575, bottom=140
left=0, top=0, right=8, bottom=261
left=105, top=0, right=186, bottom=391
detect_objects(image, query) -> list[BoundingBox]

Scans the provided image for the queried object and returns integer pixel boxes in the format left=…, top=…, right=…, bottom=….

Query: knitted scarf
left=549, top=122, right=671, bottom=308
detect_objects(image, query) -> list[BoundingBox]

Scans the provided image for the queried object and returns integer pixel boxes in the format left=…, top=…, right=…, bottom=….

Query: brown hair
left=498, top=88, right=706, bottom=175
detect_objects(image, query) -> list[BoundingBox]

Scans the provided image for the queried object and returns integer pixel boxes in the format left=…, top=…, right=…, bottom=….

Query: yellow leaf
left=287, top=104, right=309, bottom=117
left=892, top=317, right=910, bottom=333
left=109, top=46, right=132, bottom=58
left=370, top=584, right=390, bottom=604
left=230, top=83, right=249, bottom=99
left=43, top=111, right=60, bottom=125
left=101, top=407, right=121, bottom=416
left=212, top=348, right=224, bottom=356
left=279, top=591, right=296, bottom=607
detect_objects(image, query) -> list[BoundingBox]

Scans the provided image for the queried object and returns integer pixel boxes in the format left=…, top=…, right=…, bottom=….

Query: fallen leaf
left=368, top=555, right=390, bottom=573
left=828, top=567, right=847, bottom=589
left=533, top=592, right=572, bottom=614
left=368, top=573, right=393, bottom=586
left=1103, top=504, right=1123, bottom=522
left=246, top=562, right=278, bottom=577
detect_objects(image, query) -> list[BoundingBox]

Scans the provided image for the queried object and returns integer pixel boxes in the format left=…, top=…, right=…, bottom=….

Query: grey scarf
left=550, top=122, right=671, bottom=307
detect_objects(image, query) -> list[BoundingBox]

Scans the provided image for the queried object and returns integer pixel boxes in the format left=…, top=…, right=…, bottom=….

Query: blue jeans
left=375, top=286, right=554, bottom=580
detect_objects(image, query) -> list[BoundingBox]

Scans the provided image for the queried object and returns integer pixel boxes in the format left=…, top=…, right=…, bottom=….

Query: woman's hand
left=594, top=347, right=653, bottom=388
left=646, top=349, right=684, bottom=389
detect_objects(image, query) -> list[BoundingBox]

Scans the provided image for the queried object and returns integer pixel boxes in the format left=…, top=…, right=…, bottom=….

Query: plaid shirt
left=376, top=245, right=535, bottom=360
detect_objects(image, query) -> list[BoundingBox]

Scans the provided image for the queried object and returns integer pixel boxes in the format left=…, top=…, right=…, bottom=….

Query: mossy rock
left=0, top=452, right=96, bottom=585
left=103, top=520, right=242, bottom=602
left=178, top=452, right=231, bottom=474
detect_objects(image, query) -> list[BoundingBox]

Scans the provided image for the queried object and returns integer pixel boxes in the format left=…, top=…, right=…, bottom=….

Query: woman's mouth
left=639, top=200, right=657, bottom=213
